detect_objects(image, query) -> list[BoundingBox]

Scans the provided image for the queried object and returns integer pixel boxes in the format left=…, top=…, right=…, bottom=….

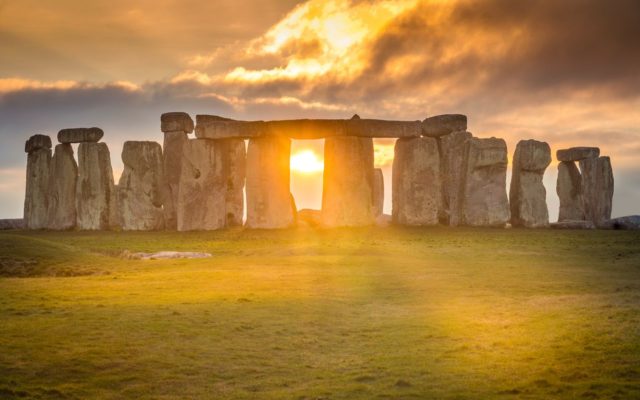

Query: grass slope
left=1, top=228, right=639, bottom=399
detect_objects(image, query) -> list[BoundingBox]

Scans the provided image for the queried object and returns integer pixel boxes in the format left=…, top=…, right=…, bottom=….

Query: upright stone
left=509, top=140, right=551, bottom=228
left=459, top=137, right=510, bottom=227
left=580, top=156, right=614, bottom=225
left=372, top=168, right=384, bottom=217
left=438, top=130, right=472, bottom=225
left=246, top=136, right=295, bottom=228
left=392, top=137, right=441, bottom=226
left=47, top=144, right=77, bottom=230
left=322, top=136, right=375, bottom=227
left=76, top=142, right=117, bottom=230
left=556, top=161, right=585, bottom=221
left=221, top=139, right=246, bottom=226
left=24, top=135, right=52, bottom=229
left=118, top=141, right=166, bottom=231
left=161, top=112, right=193, bottom=230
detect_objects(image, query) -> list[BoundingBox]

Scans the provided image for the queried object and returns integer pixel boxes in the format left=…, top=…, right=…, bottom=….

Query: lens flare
left=290, top=150, right=324, bottom=174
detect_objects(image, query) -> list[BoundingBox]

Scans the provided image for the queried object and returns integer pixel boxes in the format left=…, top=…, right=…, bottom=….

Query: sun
left=290, top=150, right=324, bottom=174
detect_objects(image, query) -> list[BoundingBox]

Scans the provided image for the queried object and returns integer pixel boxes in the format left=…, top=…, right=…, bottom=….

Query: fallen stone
left=322, top=136, right=376, bottom=227
left=422, top=114, right=467, bottom=137
left=459, top=137, right=510, bottom=227
left=24, top=134, right=52, bottom=153
left=556, top=161, right=585, bottom=221
left=162, top=130, right=189, bottom=230
left=57, top=127, right=103, bottom=143
left=392, top=137, right=442, bottom=226
left=550, top=220, right=596, bottom=229
left=297, top=209, right=321, bottom=227
left=246, top=136, right=296, bottom=229
left=24, top=137, right=51, bottom=229
left=118, top=141, right=166, bottom=231
left=509, top=140, right=551, bottom=228
left=122, top=250, right=212, bottom=260
left=76, top=142, right=117, bottom=230
left=599, top=215, right=640, bottom=230
left=47, top=144, right=77, bottom=230
left=376, top=213, right=392, bottom=227
left=580, top=156, right=614, bottom=225
left=372, top=168, right=384, bottom=217
left=161, top=112, right=194, bottom=133
left=0, top=219, right=25, bottom=230
left=438, top=130, right=472, bottom=225
left=556, top=147, right=599, bottom=162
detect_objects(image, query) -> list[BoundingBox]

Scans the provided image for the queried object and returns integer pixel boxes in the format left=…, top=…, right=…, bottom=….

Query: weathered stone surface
left=246, top=136, right=295, bottom=228
left=57, top=127, right=103, bottom=144
left=556, top=147, right=599, bottom=162
left=177, top=138, right=246, bottom=231
left=372, top=168, right=384, bottom=217
left=556, top=161, right=584, bottom=221
left=509, top=140, right=551, bottom=228
left=76, top=142, right=117, bottom=230
left=459, top=137, right=510, bottom=227
left=392, top=137, right=441, bottom=226
left=24, top=146, right=51, bottom=229
left=0, top=219, right=24, bottom=230
left=161, top=112, right=194, bottom=133
left=345, top=119, right=422, bottom=138
left=118, top=141, right=166, bottom=231
left=162, top=131, right=189, bottom=230
left=196, top=115, right=263, bottom=139
left=438, top=130, right=472, bottom=225
left=550, top=220, right=596, bottom=229
left=580, top=156, right=614, bottom=225
left=599, top=215, right=640, bottom=230
left=422, top=114, right=467, bottom=137
left=47, top=144, right=77, bottom=230
left=322, top=136, right=376, bottom=227
left=24, top=134, right=52, bottom=153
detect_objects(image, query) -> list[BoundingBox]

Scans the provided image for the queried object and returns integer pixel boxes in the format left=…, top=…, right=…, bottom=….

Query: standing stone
left=459, top=137, right=510, bottom=227
left=118, top=141, right=166, bottom=231
left=76, top=142, right=117, bottom=230
left=392, top=137, right=441, bottom=226
left=246, top=136, right=295, bottom=229
left=47, top=144, right=77, bottom=230
left=161, top=112, right=194, bottom=230
left=177, top=139, right=246, bottom=231
left=322, top=136, right=375, bottom=227
left=24, top=135, right=52, bottom=229
left=556, top=161, right=585, bottom=221
left=372, top=168, right=384, bottom=217
left=438, top=130, right=472, bottom=225
left=579, top=156, right=614, bottom=225
left=509, top=140, right=551, bottom=228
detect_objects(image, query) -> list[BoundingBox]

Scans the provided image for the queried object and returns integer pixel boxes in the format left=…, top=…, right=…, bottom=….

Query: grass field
left=1, top=227, right=639, bottom=399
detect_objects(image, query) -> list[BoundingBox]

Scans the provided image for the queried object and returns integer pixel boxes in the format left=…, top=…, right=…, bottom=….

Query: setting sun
left=290, top=149, right=324, bottom=173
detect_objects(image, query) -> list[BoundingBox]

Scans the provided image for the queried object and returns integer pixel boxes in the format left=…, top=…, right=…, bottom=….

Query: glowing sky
left=1, top=0, right=639, bottom=218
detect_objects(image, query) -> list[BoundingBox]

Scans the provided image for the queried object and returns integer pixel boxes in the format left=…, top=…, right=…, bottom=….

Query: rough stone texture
left=556, top=161, right=584, bottom=221
left=599, top=215, right=640, bottom=230
left=438, top=130, right=472, bottom=225
left=162, top=131, right=189, bottom=230
left=57, top=127, right=103, bottom=144
left=392, top=137, right=441, bottom=226
left=372, top=168, right=384, bottom=217
left=24, top=134, right=52, bottom=153
left=161, top=112, right=194, bottom=133
left=556, top=147, right=599, bottom=162
left=322, top=136, right=376, bottom=227
left=422, top=114, right=467, bottom=137
left=76, top=142, right=117, bottom=230
left=459, top=137, right=510, bottom=227
left=246, top=136, right=295, bottom=228
left=24, top=146, right=51, bottom=229
left=509, top=140, right=551, bottom=228
left=47, top=144, right=77, bottom=230
left=118, top=141, right=166, bottom=231
left=580, top=156, right=614, bottom=225
left=196, top=115, right=263, bottom=139
left=0, top=219, right=24, bottom=230
left=550, top=220, right=596, bottom=229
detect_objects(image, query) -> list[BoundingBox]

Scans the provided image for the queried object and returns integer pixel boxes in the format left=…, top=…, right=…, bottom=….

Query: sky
left=1, top=0, right=639, bottom=219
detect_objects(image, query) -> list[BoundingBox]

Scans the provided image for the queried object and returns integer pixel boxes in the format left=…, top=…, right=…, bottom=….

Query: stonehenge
left=20, top=112, right=620, bottom=231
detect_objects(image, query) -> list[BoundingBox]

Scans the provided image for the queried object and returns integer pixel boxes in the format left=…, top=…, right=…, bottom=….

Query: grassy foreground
left=0, top=227, right=639, bottom=399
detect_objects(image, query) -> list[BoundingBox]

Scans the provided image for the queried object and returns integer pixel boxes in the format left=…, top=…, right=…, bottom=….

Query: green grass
left=1, top=227, right=639, bottom=399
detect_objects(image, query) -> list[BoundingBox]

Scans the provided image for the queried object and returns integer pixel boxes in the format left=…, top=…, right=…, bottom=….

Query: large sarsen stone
left=438, top=130, right=472, bottom=225
left=76, top=142, right=117, bottom=230
left=556, top=161, right=584, bottom=221
left=509, top=139, right=551, bottom=228
left=579, top=156, right=614, bottom=225
left=47, top=144, right=77, bottom=230
left=24, top=135, right=52, bottom=229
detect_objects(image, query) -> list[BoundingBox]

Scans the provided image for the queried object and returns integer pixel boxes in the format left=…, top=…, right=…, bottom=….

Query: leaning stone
left=372, top=168, right=384, bottom=217
left=246, top=136, right=295, bottom=228
left=392, top=137, right=442, bottom=226
left=509, top=140, right=551, bottom=228
left=599, top=215, right=640, bottom=230
left=422, top=114, right=467, bottom=137
left=438, top=130, right=472, bottom=225
left=550, top=220, right=596, bottom=229
left=580, top=156, right=614, bottom=225
left=161, top=112, right=194, bottom=133
left=24, top=134, right=52, bottom=153
left=322, top=136, right=376, bottom=227
left=459, top=137, right=510, bottom=227
left=47, top=144, right=77, bottom=230
left=24, top=142, right=51, bottom=229
left=556, top=147, right=599, bottom=162
left=76, top=142, right=117, bottom=230
left=57, top=127, right=103, bottom=143
left=162, top=131, right=189, bottom=230
left=556, top=161, right=584, bottom=221
left=118, top=141, right=166, bottom=231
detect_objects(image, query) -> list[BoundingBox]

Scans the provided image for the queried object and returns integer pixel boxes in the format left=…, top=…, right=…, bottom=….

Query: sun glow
left=290, top=150, right=324, bottom=174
